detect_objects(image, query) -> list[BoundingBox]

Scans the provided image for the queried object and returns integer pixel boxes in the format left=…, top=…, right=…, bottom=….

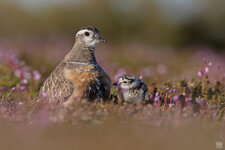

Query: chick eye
left=84, top=32, right=90, bottom=36
left=123, top=81, right=128, bottom=84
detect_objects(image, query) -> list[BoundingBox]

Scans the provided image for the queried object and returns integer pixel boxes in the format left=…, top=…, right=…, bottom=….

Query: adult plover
left=38, top=26, right=112, bottom=105
left=114, top=75, right=148, bottom=103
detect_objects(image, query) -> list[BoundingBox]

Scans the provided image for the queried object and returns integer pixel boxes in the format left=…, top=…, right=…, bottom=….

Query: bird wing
left=96, top=66, right=112, bottom=100
left=39, top=62, right=74, bottom=103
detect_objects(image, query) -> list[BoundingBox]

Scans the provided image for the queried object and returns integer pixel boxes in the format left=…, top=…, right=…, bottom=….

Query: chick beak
left=112, top=82, right=117, bottom=86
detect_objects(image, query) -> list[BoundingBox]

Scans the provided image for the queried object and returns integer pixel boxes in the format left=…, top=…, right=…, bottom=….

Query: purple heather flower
left=22, top=79, right=28, bottom=85
left=154, top=96, right=160, bottom=102
left=11, top=87, right=16, bottom=92
left=20, top=86, right=26, bottom=91
left=168, top=103, right=175, bottom=107
left=208, top=62, right=212, bottom=66
left=205, top=67, right=209, bottom=73
left=198, top=71, right=204, bottom=78
left=33, top=71, right=41, bottom=80
left=185, top=97, right=192, bottom=101
left=1, top=86, right=7, bottom=91
left=173, top=95, right=179, bottom=102
left=196, top=98, right=203, bottom=104
left=150, top=95, right=154, bottom=100
left=139, top=75, right=143, bottom=80
left=41, top=92, right=48, bottom=98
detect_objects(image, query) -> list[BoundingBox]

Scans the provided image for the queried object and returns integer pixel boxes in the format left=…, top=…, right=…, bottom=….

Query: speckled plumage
left=116, top=75, right=148, bottom=103
left=38, top=26, right=111, bottom=105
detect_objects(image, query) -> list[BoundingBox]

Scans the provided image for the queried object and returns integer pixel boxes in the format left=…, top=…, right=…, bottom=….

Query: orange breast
left=64, top=64, right=111, bottom=100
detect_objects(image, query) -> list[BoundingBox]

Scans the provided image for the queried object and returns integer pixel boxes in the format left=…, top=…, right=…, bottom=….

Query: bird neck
left=64, top=41, right=97, bottom=64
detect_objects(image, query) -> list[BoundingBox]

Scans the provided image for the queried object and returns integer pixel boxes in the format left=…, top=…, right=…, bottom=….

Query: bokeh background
left=1, top=0, right=225, bottom=46
left=0, top=0, right=225, bottom=82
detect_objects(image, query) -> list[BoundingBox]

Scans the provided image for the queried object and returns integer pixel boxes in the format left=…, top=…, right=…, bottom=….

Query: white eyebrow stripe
left=76, top=29, right=91, bottom=37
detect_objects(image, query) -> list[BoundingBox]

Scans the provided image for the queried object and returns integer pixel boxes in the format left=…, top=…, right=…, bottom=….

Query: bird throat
left=64, top=44, right=97, bottom=65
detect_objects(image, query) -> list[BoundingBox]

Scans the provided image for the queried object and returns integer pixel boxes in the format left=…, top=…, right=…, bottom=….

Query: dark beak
left=112, top=82, right=117, bottom=86
left=95, top=34, right=107, bottom=43
left=99, top=37, right=107, bottom=43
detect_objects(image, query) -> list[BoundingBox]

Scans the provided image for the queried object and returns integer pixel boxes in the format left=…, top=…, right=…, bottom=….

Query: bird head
left=114, top=75, right=139, bottom=89
left=75, top=26, right=107, bottom=48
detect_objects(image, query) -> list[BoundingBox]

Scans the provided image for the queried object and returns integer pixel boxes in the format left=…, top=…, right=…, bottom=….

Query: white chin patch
left=120, top=84, right=130, bottom=89
left=85, top=39, right=99, bottom=48
left=76, top=29, right=99, bottom=48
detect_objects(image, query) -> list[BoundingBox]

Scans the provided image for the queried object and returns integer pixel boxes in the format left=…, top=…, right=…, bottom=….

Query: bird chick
left=114, top=75, right=148, bottom=104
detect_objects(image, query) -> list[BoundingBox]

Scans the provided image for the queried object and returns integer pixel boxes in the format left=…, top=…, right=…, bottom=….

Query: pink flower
left=205, top=67, right=209, bottom=73
left=33, top=70, right=41, bottom=80
left=41, top=92, right=48, bottom=98
left=1, top=86, right=7, bottom=91
left=154, top=96, right=160, bottom=102
left=11, top=87, right=16, bottom=92
left=173, top=95, right=179, bottom=102
left=198, top=71, right=204, bottom=78
left=22, top=79, right=28, bottom=85
left=168, top=103, right=175, bottom=107
left=139, top=75, right=143, bottom=80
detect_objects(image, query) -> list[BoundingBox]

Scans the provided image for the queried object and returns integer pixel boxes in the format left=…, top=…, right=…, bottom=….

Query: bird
left=114, top=75, right=148, bottom=104
left=37, top=26, right=112, bottom=106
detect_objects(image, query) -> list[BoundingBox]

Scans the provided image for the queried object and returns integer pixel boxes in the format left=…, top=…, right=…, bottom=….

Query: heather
left=0, top=40, right=224, bottom=149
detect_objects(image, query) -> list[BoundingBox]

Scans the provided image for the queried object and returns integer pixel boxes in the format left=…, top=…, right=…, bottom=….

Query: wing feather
left=39, top=62, right=73, bottom=103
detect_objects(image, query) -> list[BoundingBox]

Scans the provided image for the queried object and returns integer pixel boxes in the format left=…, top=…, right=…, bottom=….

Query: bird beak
left=95, top=34, right=107, bottom=43
left=112, top=82, right=117, bottom=86
left=99, top=37, right=107, bottom=43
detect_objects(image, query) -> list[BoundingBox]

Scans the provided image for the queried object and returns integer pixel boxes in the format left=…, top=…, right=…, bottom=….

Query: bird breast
left=64, top=64, right=96, bottom=87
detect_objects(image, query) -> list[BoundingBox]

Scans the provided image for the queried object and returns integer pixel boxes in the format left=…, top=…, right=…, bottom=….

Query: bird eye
left=84, top=32, right=90, bottom=36
left=123, top=81, right=128, bottom=84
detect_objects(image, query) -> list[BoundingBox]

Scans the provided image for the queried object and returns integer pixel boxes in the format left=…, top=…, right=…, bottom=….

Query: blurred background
left=0, top=0, right=225, bottom=47
left=0, top=0, right=224, bottom=82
